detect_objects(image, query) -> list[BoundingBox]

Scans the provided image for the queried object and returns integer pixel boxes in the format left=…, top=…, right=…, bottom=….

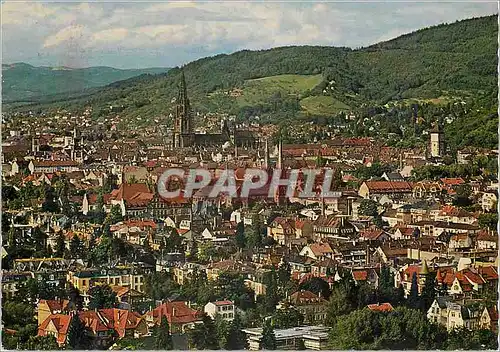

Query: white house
left=204, top=300, right=235, bottom=321
left=427, top=297, right=480, bottom=331
left=230, top=210, right=242, bottom=224
left=481, top=192, right=497, bottom=212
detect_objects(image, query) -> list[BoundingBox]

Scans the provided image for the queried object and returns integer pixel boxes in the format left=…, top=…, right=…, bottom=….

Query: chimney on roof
left=172, top=307, right=176, bottom=317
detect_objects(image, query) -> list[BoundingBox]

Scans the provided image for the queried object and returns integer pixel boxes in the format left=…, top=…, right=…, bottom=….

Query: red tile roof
left=109, top=183, right=152, bottom=203
left=309, top=242, right=333, bottom=256
left=478, top=266, right=498, bottom=281
left=487, top=306, right=498, bottom=321
left=79, top=311, right=111, bottom=332
left=436, top=267, right=456, bottom=286
left=145, top=301, right=202, bottom=325
left=462, top=269, right=486, bottom=285
left=289, top=290, right=327, bottom=305
left=214, top=300, right=234, bottom=306
left=352, top=270, right=368, bottom=281
left=38, top=314, right=71, bottom=345
left=33, top=160, right=79, bottom=167
left=361, top=228, right=385, bottom=240
left=39, top=299, right=70, bottom=313
left=364, top=181, right=413, bottom=193
left=98, top=309, right=143, bottom=338
left=368, top=303, right=394, bottom=312
left=440, top=178, right=465, bottom=186
left=124, top=219, right=157, bottom=230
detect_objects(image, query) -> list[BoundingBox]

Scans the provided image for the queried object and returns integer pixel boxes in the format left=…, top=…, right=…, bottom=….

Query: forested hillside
left=4, top=15, right=497, bottom=148
left=2, top=63, right=170, bottom=102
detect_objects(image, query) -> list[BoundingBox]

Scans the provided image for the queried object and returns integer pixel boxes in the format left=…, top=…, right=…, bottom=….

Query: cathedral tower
left=173, top=70, right=194, bottom=148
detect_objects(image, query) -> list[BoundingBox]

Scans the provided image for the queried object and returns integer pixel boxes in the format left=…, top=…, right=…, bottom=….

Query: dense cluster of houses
left=2, top=119, right=498, bottom=350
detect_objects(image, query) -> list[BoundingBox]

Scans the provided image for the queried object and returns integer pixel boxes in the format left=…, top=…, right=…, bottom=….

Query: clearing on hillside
left=300, top=95, right=350, bottom=116
left=236, top=74, right=323, bottom=106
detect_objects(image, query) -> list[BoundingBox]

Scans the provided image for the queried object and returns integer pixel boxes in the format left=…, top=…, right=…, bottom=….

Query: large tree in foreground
left=88, top=285, right=117, bottom=310
left=188, top=314, right=219, bottom=350
left=224, top=313, right=248, bottom=350
left=153, top=317, right=173, bottom=350
left=261, top=318, right=277, bottom=350
left=66, top=315, right=90, bottom=350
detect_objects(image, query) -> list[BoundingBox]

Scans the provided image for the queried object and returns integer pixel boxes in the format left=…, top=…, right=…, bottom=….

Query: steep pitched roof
left=145, top=301, right=202, bottom=325
left=109, top=183, right=152, bottom=203
left=440, top=178, right=465, bottom=186
left=352, top=270, right=368, bottom=281
left=486, top=306, right=498, bottom=321
left=289, top=290, right=327, bottom=305
left=478, top=266, right=498, bottom=281
left=98, top=309, right=143, bottom=338
left=79, top=311, right=112, bottom=332
left=309, top=242, right=333, bottom=256
left=367, top=303, right=394, bottom=312
left=364, top=181, right=413, bottom=193
left=38, top=314, right=72, bottom=345
left=39, top=299, right=70, bottom=313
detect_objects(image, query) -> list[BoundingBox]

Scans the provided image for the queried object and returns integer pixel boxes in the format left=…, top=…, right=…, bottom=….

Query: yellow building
left=67, top=266, right=148, bottom=298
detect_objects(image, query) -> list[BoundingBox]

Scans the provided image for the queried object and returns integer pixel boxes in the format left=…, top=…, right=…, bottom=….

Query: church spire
left=178, top=69, right=188, bottom=104
left=173, top=69, right=193, bottom=148
left=420, top=259, right=430, bottom=275
left=264, top=138, right=269, bottom=169
left=277, top=138, right=283, bottom=170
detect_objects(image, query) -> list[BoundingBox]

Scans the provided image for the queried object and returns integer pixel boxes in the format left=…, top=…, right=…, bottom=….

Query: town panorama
left=1, top=3, right=498, bottom=351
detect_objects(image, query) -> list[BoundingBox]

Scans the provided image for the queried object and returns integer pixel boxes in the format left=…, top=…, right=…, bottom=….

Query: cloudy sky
left=2, top=1, right=497, bottom=69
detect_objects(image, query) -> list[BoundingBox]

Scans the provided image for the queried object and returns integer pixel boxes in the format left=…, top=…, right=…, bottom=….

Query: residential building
left=204, top=300, right=235, bottom=321
left=287, top=290, right=328, bottom=324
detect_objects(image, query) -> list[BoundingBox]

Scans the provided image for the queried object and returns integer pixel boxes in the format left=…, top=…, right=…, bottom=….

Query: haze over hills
left=4, top=15, right=497, bottom=130
left=2, top=63, right=170, bottom=102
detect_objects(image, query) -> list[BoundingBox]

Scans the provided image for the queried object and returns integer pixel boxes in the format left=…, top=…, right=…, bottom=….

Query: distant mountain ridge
left=4, top=15, right=497, bottom=120
left=2, top=63, right=170, bottom=102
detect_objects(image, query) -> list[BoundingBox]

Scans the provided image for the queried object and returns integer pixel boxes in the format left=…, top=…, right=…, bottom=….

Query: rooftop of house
left=367, top=302, right=394, bottom=312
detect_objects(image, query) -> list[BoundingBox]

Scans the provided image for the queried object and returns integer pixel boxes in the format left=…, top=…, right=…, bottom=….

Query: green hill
left=1, top=63, right=170, bottom=102
left=5, top=15, right=497, bottom=128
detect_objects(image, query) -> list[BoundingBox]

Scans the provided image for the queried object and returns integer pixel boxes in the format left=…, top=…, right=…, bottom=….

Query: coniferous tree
left=264, top=268, right=279, bottom=313
left=41, top=186, right=59, bottom=213
left=55, top=231, right=66, bottom=258
left=188, top=314, right=219, bottom=350
left=407, top=272, right=420, bottom=309
left=66, top=314, right=89, bottom=350
left=224, top=313, right=247, bottom=350
left=379, top=266, right=393, bottom=292
left=214, top=313, right=229, bottom=349
left=94, top=191, right=105, bottom=224
left=277, top=259, right=291, bottom=287
left=166, top=227, right=183, bottom=253
left=153, top=317, right=173, bottom=350
left=235, top=221, right=246, bottom=249
left=395, top=284, right=406, bottom=306
left=69, top=235, right=83, bottom=259
left=261, top=318, right=277, bottom=350
left=420, top=272, right=437, bottom=312
left=32, top=226, right=48, bottom=256
left=88, top=285, right=117, bottom=310
left=67, top=284, right=84, bottom=311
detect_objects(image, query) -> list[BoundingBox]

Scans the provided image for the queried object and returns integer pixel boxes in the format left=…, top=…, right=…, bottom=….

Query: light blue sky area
left=2, top=1, right=497, bottom=69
